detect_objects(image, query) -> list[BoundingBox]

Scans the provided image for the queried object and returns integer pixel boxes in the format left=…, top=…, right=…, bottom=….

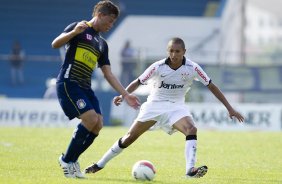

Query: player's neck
left=90, top=17, right=99, bottom=32
left=169, top=61, right=182, bottom=70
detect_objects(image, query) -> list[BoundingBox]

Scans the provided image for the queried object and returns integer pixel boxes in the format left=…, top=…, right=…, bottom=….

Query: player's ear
left=97, top=12, right=104, bottom=19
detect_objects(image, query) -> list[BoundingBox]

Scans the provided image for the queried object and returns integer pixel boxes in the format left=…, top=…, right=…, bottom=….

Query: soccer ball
left=132, top=160, right=156, bottom=181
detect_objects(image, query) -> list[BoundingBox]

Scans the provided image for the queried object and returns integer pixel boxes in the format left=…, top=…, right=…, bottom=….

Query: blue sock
left=71, top=132, right=98, bottom=162
left=63, top=123, right=89, bottom=163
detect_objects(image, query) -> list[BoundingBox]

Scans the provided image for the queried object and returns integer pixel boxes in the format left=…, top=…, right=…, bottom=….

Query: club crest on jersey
left=76, top=99, right=86, bottom=109
left=181, top=72, right=189, bottom=81
left=86, top=34, right=92, bottom=40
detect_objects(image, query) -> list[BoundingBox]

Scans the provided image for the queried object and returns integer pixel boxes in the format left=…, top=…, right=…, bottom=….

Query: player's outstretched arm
left=113, top=78, right=141, bottom=106
left=125, top=78, right=141, bottom=93
left=101, top=65, right=140, bottom=109
left=207, top=82, right=244, bottom=122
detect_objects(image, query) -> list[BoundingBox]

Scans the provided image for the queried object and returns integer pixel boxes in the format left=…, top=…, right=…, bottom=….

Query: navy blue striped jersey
left=57, top=22, right=110, bottom=89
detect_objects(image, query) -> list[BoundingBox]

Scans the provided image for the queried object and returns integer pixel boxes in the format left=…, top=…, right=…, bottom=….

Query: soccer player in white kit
left=85, top=37, right=244, bottom=178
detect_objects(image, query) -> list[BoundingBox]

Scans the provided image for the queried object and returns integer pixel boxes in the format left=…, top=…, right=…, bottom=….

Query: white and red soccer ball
left=132, top=160, right=156, bottom=181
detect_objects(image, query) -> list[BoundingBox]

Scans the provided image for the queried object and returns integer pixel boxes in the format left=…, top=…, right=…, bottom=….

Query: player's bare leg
left=173, top=116, right=208, bottom=178
left=59, top=110, right=100, bottom=178
left=85, top=120, right=156, bottom=174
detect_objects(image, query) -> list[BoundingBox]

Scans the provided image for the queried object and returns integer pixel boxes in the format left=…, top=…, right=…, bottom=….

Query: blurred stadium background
left=0, top=0, right=282, bottom=129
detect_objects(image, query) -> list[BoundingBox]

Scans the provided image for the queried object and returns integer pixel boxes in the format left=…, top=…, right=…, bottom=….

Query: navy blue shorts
left=56, top=81, right=102, bottom=120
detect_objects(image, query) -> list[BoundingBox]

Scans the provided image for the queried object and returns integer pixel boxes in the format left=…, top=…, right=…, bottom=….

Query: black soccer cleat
left=186, top=165, right=208, bottom=178
left=85, top=163, right=103, bottom=174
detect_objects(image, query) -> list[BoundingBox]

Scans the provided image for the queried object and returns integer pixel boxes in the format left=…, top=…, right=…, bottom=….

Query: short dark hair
left=169, top=37, right=185, bottom=49
left=93, top=1, right=120, bottom=18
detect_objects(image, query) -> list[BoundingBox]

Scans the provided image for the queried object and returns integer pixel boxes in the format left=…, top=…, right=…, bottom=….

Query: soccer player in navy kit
left=85, top=37, right=244, bottom=178
left=51, top=1, right=140, bottom=178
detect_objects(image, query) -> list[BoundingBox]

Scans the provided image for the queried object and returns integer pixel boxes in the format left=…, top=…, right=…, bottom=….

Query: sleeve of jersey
left=98, top=41, right=110, bottom=67
left=63, top=22, right=77, bottom=33
left=194, top=64, right=211, bottom=86
left=138, top=63, right=158, bottom=85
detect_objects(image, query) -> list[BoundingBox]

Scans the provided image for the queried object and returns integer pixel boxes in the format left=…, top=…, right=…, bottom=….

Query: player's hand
left=113, top=95, right=123, bottom=106
left=123, top=94, right=140, bottom=110
left=73, top=21, right=89, bottom=34
left=229, top=109, right=244, bottom=123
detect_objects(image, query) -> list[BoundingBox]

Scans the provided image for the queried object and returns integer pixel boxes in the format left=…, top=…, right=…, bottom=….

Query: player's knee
left=95, top=121, right=103, bottom=131
left=88, top=113, right=99, bottom=125
left=90, top=119, right=103, bottom=134
left=82, top=114, right=99, bottom=130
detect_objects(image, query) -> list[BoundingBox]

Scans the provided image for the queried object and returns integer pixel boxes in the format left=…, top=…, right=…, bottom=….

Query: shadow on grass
left=87, top=176, right=178, bottom=184
left=209, top=177, right=282, bottom=184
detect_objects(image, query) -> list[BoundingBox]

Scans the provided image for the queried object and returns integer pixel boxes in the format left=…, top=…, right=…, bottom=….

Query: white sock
left=96, top=140, right=124, bottom=168
left=185, top=139, right=197, bottom=173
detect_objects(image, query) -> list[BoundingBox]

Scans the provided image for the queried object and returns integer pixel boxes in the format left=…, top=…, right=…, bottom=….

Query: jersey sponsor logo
left=83, top=52, right=96, bottom=65
left=158, top=81, right=184, bottom=89
left=76, top=99, right=86, bottom=109
left=86, top=34, right=92, bottom=40
left=141, top=67, right=156, bottom=83
left=195, top=67, right=208, bottom=82
left=75, top=47, right=98, bottom=69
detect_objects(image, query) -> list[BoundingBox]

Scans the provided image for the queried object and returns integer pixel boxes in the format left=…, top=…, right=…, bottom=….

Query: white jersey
left=138, top=57, right=211, bottom=103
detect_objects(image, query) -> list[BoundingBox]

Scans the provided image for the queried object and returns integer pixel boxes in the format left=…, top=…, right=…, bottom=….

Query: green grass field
left=0, top=127, right=281, bottom=184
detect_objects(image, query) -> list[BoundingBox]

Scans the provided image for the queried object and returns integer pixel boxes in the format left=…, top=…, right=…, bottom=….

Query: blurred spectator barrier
left=203, top=65, right=282, bottom=93
left=111, top=101, right=282, bottom=131
left=0, top=98, right=281, bottom=131
left=0, top=97, right=114, bottom=127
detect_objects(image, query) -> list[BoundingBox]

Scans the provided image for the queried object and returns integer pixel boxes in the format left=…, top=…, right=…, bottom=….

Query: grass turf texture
left=0, top=127, right=281, bottom=184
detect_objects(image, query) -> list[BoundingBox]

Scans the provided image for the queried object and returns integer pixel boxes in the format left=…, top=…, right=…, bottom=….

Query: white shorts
left=135, top=101, right=193, bottom=135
